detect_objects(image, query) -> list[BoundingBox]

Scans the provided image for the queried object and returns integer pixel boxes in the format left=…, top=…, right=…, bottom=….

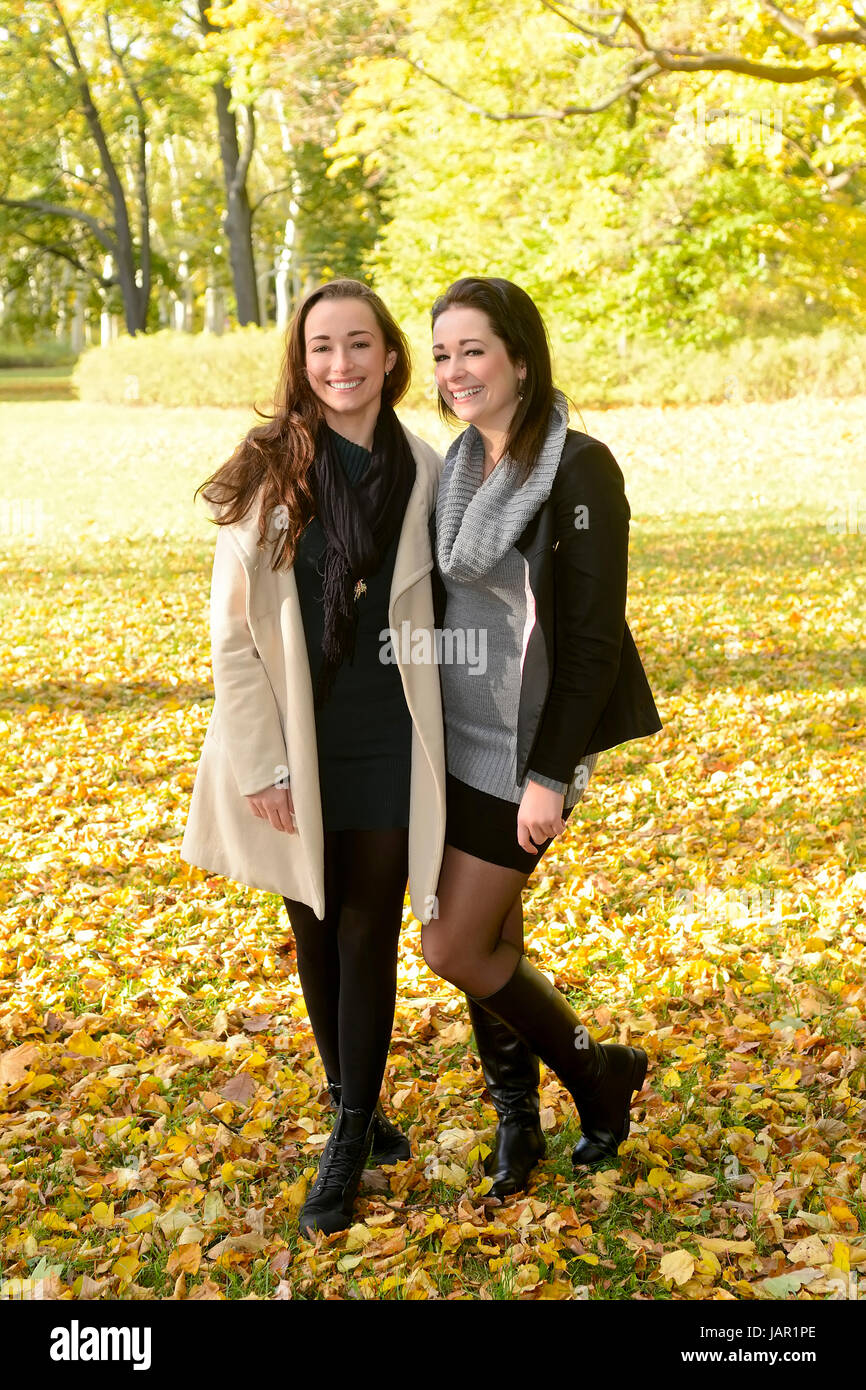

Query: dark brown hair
left=431, top=276, right=556, bottom=482
left=195, top=278, right=412, bottom=568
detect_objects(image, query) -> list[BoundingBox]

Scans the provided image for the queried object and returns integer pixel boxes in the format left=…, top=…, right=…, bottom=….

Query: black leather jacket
left=432, top=428, right=662, bottom=789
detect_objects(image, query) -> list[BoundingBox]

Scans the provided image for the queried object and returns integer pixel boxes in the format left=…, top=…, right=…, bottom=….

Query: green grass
left=0, top=366, right=76, bottom=401
left=1, top=396, right=865, bottom=546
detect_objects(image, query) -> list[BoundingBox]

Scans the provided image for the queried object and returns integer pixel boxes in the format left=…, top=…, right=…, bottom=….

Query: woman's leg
left=298, top=826, right=409, bottom=1237
left=285, top=826, right=410, bottom=1157
left=464, top=893, right=547, bottom=1198
left=422, top=846, right=647, bottom=1164
left=282, top=828, right=343, bottom=1087
left=335, top=827, right=409, bottom=1112
left=423, top=846, right=529, bottom=997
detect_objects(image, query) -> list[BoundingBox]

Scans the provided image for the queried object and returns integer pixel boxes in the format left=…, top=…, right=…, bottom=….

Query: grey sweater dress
left=438, top=541, right=599, bottom=808
left=433, top=401, right=599, bottom=873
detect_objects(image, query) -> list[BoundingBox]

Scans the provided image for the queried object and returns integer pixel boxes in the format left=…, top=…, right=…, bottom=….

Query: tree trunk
left=198, top=1, right=259, bottom=326
left=50, top=2, right=150, bottom=333
left=213, top=84, right=260, bottom=325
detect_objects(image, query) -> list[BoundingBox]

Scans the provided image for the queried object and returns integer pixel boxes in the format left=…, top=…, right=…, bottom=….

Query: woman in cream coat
left=181, top=279, right=446, bottom=1237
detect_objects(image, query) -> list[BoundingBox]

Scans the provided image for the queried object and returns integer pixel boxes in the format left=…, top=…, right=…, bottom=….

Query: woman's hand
left=245, top=782, right=297, bottom=834
left=517, top=781, right=566, bottom=854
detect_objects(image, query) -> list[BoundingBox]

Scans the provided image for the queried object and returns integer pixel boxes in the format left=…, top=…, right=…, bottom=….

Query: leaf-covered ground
left=1, top=397, right=864, bottom=1301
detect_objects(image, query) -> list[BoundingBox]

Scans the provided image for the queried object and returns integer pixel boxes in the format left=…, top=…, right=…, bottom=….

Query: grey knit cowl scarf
left=436, top=388, right=570, bottom=581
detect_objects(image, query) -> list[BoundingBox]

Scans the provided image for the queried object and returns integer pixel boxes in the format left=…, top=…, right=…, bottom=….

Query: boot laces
left=309, top=1118, right=369, bottom=1196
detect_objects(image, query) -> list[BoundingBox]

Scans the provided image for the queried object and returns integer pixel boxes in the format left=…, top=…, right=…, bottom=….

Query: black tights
left=282, top=827, right=409, bottom=1113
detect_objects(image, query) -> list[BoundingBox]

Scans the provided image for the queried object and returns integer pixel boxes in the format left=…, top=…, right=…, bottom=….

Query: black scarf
left=311, top=403, right=416, bottom=707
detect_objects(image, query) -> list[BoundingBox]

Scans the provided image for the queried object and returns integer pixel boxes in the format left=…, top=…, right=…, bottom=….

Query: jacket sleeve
left=526, top=441, right=630, bottom=785
left=209, top=524, right=289, bottom=797
left=526, top=768, right=569, bottom=794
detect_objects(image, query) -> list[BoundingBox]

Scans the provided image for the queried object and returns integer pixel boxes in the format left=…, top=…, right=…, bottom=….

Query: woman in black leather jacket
left=423, top=276, right=662, bottom=1197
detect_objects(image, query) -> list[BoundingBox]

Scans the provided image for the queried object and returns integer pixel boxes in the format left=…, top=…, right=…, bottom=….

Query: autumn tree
left=328, top=1, right=866, bottom=349
left=0, top=0, right=390, bottom=336
left=189, top=0, right=307, bottom=325
left=0, top=0, right=196, bottom=334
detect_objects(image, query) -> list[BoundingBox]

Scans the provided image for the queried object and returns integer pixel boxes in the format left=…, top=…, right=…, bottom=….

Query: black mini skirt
left=444, top=772, right=576, bottom=874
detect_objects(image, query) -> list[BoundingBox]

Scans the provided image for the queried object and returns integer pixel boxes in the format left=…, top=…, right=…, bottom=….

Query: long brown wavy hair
left=195, top=279, right=412, bottom=570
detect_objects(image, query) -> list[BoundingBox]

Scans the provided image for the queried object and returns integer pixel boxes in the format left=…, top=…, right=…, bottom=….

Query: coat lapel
left=211, top=431, right=436, bottom=614
left=389, top=472, right=435, bottom=607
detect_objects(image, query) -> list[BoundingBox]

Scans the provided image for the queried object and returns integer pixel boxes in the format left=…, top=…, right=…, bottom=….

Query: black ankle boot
left=298, top=1103, right=375, bottom=1238
left=465, top=995, right=546, bottom=1199
left=469, top=956, right=648, bottom=1167
left=327, top=1080, right=410, bottom=1166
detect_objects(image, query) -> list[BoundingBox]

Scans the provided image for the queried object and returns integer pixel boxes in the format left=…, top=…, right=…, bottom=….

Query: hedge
left=71, top=323, right=866, bottom=410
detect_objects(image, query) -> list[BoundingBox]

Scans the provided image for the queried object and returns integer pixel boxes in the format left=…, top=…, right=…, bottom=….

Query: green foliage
left=330, top=0, right=866, bottom=352
left=5, top=0, right=865, bottom=353
left=70, top=322, right=866, bottom=410
left=0, top=339, right=77, bottom=370
left=0, top=0, right=220, bottom=334
left=551, top=325, right=866, bottom=408
left=292, top=140, right=383, bottom=287
left=72, top=326, right=285, bottom=409
left=0, top=1, right=389, bottom=339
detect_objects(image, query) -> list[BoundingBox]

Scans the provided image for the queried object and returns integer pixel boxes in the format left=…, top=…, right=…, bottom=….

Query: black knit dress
left=292, top=428, right=413, bottom=832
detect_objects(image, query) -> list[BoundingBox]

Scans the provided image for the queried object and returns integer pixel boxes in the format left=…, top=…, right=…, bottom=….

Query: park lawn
left=0, top=396, right=864, bottom=1301
left=0, top=367, right=75, bottom=402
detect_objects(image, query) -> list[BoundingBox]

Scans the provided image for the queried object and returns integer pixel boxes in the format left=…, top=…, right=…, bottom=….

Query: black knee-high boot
left=469, top=955, right=647, bottom=1165
left=465, top=996, right=545, bottom=1198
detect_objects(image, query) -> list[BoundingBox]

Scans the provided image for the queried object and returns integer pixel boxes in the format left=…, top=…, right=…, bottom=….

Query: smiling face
left=432, top=305, right=526, bottom=437
left=304, top=296, right=397, bottom=432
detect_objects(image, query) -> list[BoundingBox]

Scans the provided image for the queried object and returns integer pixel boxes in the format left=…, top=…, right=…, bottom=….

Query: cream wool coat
left=180, top=424, right=446, bottom=923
